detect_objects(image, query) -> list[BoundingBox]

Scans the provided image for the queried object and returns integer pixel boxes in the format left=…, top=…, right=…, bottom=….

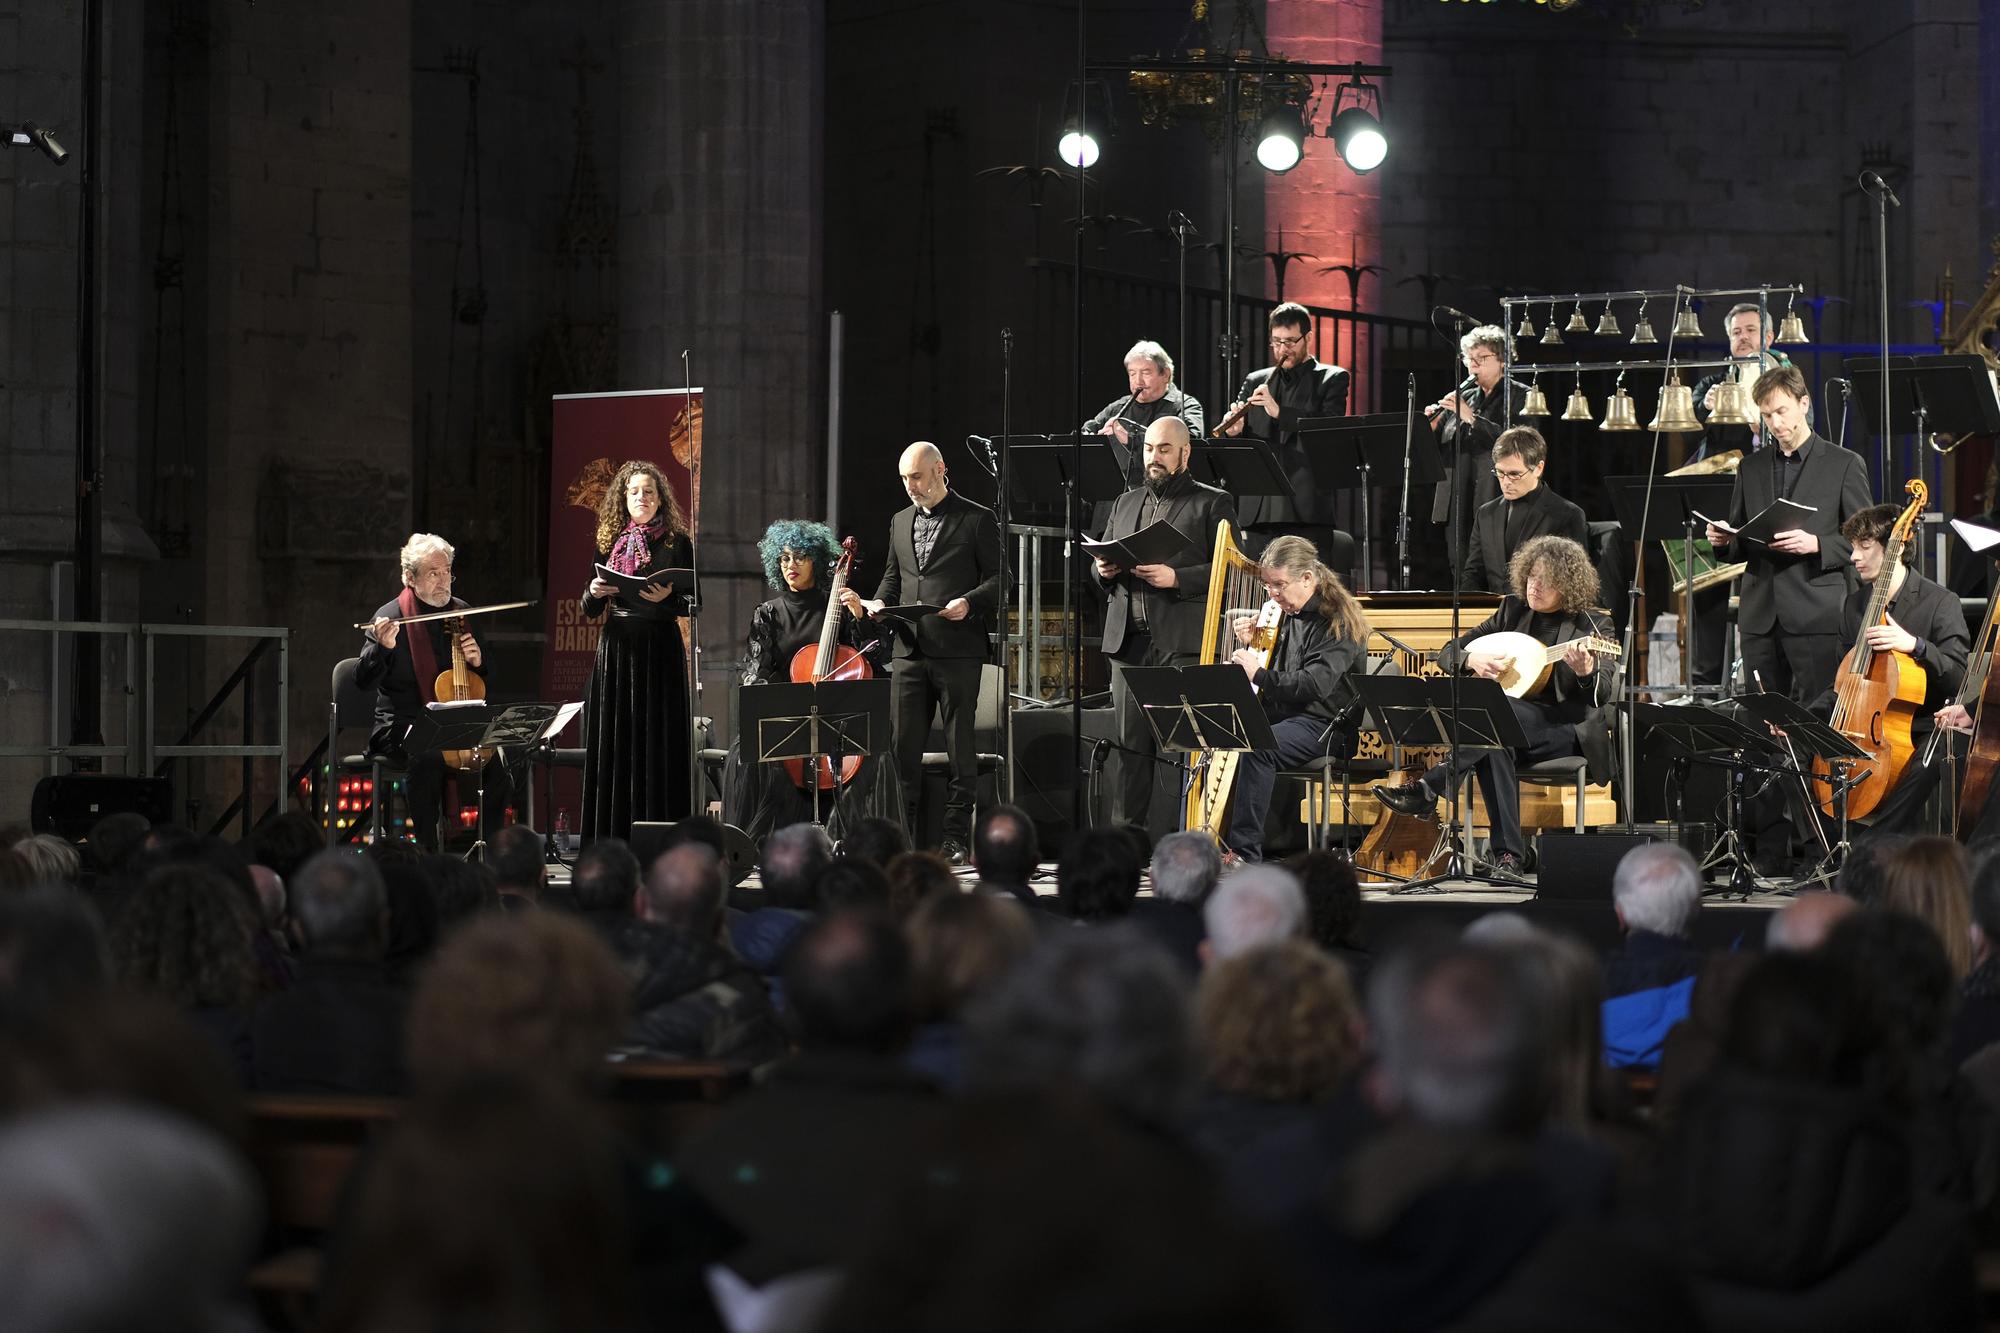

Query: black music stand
left=1847, top=355, right=2000, bottom=508
left=527, top=700, right=586, bottom=865
left=1009, top=437, right=1128, bottom=530
left=1120, top=663, right=1277, bottom=837
left=1350, top=674, right=1530, bottom=893
left=1296, top=413, right=1447, bottom=591
left=404, top=701, right=562, bottom=860
left=1636, top=702, right=1787, bottom=897
left=1607, top=473, right=1738, bottom=699
left=1187, top=438, right=1299, bottom=537
left=1730, top=691, right=1871, bottom=890
left=738, top=679, right=893, bottom=831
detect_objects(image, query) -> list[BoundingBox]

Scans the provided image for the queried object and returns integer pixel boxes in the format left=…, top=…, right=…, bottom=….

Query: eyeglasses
left=1260, top=574, right=1306, bottom=595
left=1269, top=334, right=1307, bottom=349
left=1492, top=467, right=1532, bottom=482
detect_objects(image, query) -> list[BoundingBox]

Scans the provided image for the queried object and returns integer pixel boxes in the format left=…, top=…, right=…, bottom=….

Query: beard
left=1145, top=466, right=1177, bottom=496
left=416, top=587, right=451, bottom=609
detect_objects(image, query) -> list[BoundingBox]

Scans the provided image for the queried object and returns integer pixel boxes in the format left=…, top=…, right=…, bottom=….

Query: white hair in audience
left=1202, top=866, right=1306, bottom=960
left=1611, top=842, right=1701, bottom=938
left=1150, top=832, right=1221, bottom=905
left=1367, top=943, right=1546, bottom=1133
left=1462, top=910, right=1536, bottom=946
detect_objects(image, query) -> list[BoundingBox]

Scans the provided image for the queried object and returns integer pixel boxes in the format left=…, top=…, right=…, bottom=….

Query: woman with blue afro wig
left=723, top=518, right=905, bottom=844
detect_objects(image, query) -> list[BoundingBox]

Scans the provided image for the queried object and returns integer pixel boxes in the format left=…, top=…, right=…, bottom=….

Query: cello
left=434, top=615, right=487, bottom=771
left=785, top=536, right=874, bottom=791
left=1953, top=562, right=2000, bottom=838
left=1812, top=479, right=1927, bottom=820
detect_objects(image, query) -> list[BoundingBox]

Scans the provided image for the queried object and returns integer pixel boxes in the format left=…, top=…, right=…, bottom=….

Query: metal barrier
left=0, top=619, right=290, bottom=835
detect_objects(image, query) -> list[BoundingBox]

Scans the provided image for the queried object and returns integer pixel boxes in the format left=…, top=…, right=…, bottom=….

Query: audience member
left=1954, top=852, right=2000, bottom=1065
left=378, top=859, right=441, bottom=983
left=1201, top=864, right=1305, bottom=963
left=109, top=864, right=262, bottom=1081
left=1290, top=849, right=1372, bottom=986
left=730, top=823, right=825, bottom=1000
left=406, top=913, right=628, bottom=1091
left=1055, top=827, right=1141, bottom=923
left=249, top=849, right=409, bottom=1094
left=0, top=885, right=110, bottom=1020
left=485, top=822, right=548, bottom=911
left=12, top=833, right=80, bottom=887
left=884, top=849, right=958, bottom=921
left=966, top=925, right=1192, bottom=1129
left=970, top=803, right=1040, bottom=905
left=316, top=1072, right=636, bottom=1333
left=426, top=852, right=501, bottom=931
left=1602, top=843, right=1704, bottom=1069
left=905, top=891, right=1035, bottom=1089
left=565, top=836, right=642, bottom=939
left=247, top=809, right=323, bottom=883
left=1129, top=830, right=1218, bottom=973
left=1836, top=830, right=1908, bottom=905
left=839, top=815, right=910, bottom=871
left=1766, top=890, right=1859, bottom=953
left=83, top=809, right=152, bottom=878
left=678, top=911, right=943, bottom=1283
left=617, top=841, right=782, bottom=1062
left=0, top=1104, right=261, bottom=1333
left=0, top=852, right=33, bottom=895
left=1877, top=835, right=1974, bottom=979
left=816, top=857, right=890, bottom=912
left=0, top=824, right=24, bottom=852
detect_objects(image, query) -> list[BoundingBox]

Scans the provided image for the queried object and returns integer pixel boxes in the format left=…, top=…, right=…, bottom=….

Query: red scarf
left=398, top=587, right=442, bottom=704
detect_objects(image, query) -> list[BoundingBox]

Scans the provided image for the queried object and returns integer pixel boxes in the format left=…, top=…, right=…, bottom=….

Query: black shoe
left=942, top=841, right=969, bottom=868
left=1371, top=781, right=1437, bottom=820
left=1491, top=852, right=1529, bottom=883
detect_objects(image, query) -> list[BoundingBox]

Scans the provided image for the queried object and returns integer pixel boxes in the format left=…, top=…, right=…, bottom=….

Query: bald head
left=1766, top=891, right=1858, bottom=953
left=1141, top=415, right=1192, bottom=489
left=1144, top=416, right=1190, bottom=451
left=637, top=842, right=725, bottom=936
left=898, top=441, right=948, bottom=508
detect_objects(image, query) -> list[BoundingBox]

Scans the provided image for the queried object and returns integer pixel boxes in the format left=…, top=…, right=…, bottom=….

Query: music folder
left=594, top=563, right=694, bottom=594
left=1081, top=519, right=1199, bottom=568
left=1693, top=497, right=1815, bottom=547
left=876, top=603, right=946, bottom=620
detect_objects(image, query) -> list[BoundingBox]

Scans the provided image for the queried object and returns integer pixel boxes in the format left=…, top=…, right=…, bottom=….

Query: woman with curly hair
left=1374, top=533, right=1613, bottom=880
left=580, top=459, right=697, bottom=841
left=109, top=864, right=263, bottom=1081
left=721, top=518, right=903, bottom=842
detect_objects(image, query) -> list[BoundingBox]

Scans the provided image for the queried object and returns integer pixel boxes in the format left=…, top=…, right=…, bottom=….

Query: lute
left=1463, top=630, right=1623, bottom=699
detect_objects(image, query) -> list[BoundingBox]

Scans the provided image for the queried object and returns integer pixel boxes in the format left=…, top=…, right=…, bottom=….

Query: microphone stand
left=1863, top=170, right=1900, bottom=498
left=1397, top=372, right=1416, bottom=588
left=1172, top=210, right=1194, bottom=391
left=681, top=349, right=704, bottom=816
left=998, top=326, right=1017, bottom=801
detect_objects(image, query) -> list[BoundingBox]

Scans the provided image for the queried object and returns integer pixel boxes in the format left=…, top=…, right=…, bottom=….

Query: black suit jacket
left=1230, top=357, right=1350, bottom=527
left=1092, top=474, right=1237, bottom=658
left=1429, top=377, right=1526, bottom=524
left=1724, top=434, right=1871, bottom=635
left=1807, top=569, right=1971, bottom=717
left=873, top=490, right=1004, bottom=660
left=1458, top=483, right=1590, bottom=594
left=1440, top=595, right=1614, bottom=774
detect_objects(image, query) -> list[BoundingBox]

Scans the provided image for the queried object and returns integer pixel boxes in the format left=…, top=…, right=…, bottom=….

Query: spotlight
left=1328, top=78, right=1387, bottom=173
left=1055, top=80, right=1111, bottom=171
left=5, top=121, right=68, bottom=165
left=1057, top=119, right=1100, bottom=169
left=1256, top=106, right=1304, bottom=174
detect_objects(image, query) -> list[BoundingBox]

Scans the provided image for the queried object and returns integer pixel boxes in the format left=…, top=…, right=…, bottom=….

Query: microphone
left=1168, top=209, right=1200, bottom=234
left=1859, top=170, right=1901, bottom=207
left=1434, top=304, right=1482, bottom=325
left=1827, top=377, right=1852, bottom=390
left=964, top=435, right=998, bottom=477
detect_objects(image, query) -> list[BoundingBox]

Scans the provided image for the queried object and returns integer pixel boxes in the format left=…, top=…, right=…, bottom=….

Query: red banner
left=540, top=390, right=703, bottom=821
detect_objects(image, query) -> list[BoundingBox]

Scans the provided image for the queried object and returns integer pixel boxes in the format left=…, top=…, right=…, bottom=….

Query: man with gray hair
left=1602, top=842, right=1706, bottom=1069
left=1200, top=864, right=1305, bottom=964
left=1129, top=831, right=1220, bottom=974
left=251, top=849, right=408, bottom=1093
left=356, top=530, right=516, bottom=849
left=1428, top=323, right=1530, bottom=569
left=1083, top=339, right=1205, bottom=489
left=617, top=841, right=782, bottom=1061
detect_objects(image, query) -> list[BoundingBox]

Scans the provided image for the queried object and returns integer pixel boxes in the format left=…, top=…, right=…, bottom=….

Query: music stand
left=738, top=679, right=893, bottom=831
left=1607, top=473, right=1738, bottom=699
left=1119, top=663, right=1277, bottom=836
left=1847, top=355, right=2000, bottom=508
left=528, top=700, right=586, bottom=865
left=1187, top=438, right=1299, bottom=538
left=1349, top=675, right=1530, bottom=893
left=1635, top=701, right=1787, bottom=897
left=1730, top=691, right=1871, bottom=889
left=1296, top=413, right=1447, bottom=591
left=1008, top=437, right=1128, bottom=529
left=404, top=701, right=563, bottom=860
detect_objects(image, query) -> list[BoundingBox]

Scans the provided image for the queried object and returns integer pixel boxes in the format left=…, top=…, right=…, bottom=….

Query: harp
left=1185, top=521, right=1279, bottom=838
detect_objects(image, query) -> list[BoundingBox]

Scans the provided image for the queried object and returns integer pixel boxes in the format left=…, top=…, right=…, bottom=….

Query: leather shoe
left=942, top=841, right=969, bottom=868
left=1491, top=852, right=1529, bottom=883
left=1371, top=781, right=1437, bottom=820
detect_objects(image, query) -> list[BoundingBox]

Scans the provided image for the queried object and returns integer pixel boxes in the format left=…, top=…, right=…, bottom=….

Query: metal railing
left=0, top=619, right=290, bottom=836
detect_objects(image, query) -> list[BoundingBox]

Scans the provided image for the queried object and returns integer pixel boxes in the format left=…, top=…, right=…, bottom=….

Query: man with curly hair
left=1374, top=534, right=1612, bottom=879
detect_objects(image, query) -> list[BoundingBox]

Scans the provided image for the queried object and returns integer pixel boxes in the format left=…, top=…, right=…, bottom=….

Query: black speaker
left=1532, top=829, right=1659, bottom=900
left=31, top=774, right=175, bottom=840
left=628, top=820, right=756, bottom=887
left=1007, top=706, right=1120, bottom=845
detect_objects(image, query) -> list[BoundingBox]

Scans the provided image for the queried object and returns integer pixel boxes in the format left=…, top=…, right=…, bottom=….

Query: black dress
left=722, top=586, right=905, bottom=844
left=580, top=535, right=694, bottom=842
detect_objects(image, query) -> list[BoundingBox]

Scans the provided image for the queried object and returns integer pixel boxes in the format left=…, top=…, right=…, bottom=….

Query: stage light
left=1256, top=106, right=1304, bottom=173
left=1055, top=80, right=1111, bottom=170
left=1331, top=106, right=1386, bottom=172
left=1057, top=120, right=1100, bottom=169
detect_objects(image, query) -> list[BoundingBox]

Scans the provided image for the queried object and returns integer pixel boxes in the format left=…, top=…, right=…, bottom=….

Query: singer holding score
left=580, top=459, right=697, bottom=843
left=1430, top=323, right=1529, bottom=570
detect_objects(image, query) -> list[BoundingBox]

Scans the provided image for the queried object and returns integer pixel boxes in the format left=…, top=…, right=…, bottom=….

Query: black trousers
left=1421, top=696, right=1580, bottom=862
left=1739, top=628, right=1843, bottom=706
left=891, top=655, right=982, bottom=848
left=1225, top=715, right=1353, bottom=861
left=1691, top=584, right=1730, bottom=687
left=1107, top=633, right=1200, bottom=828
left=405, top=748, right=517, bottom=851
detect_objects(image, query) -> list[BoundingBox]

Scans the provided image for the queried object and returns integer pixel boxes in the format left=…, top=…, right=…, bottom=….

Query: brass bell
left=1521, top=380, right=1551, bottom=417
left=1599, top=387, right=1640, bottom=431
left=1594, top=303, right=1621, bottom=337
left=1708, top=376, right=1758, bottom=426
left=1648, top=373, right=1702, bottom=434
left=1540, top=318, right=1563, bottom=346
left=1672, top=306, right=1703, bottom=340
left=1565, top=302, right=1589, bottom=334
left=1515, top=309, right=1537, bottom=340
left=1775, top=307, right=1808, bottom=344
left=1630, top=309, right=1657, bottom=344
left=1562, top=384, right=1593, bottom=421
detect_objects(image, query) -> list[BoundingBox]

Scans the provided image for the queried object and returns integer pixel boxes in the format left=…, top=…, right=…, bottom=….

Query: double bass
left=1954, top=559, right=2000, bottom=838
left=1811, top=479, right=1927, bottom=820
left=785, top=537, right=873, bottom=791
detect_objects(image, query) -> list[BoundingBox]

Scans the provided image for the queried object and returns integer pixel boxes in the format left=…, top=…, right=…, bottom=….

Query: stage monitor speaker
left=1007, top=705, right=1120, bottom=845
left=629, top=820, right=757, bottom=887
left=31, top=774, right=174, bottom=841
left=1533, top=829, right=1660, bottom=900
